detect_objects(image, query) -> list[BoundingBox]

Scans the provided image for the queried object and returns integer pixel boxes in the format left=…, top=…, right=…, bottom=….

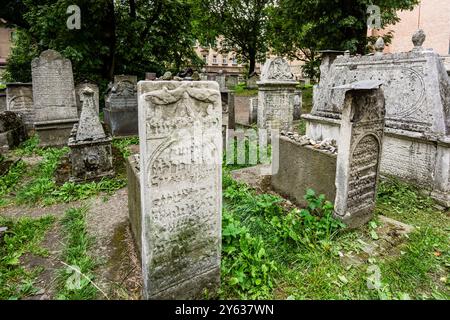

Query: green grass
left=56, top=207, right=99, bottom=300
left=233, top=83, right=258, bottom=97
left=7, top=139, right=126, bottom=207
left=220, top=162, right=449, bottom=299
left=301, top=86, right=313, bottom=113
left=0, top=160, right=27, bottom=206
left=12, top=134, right=43, bottom=157
left=112, top=136, right=139, bottom=158
left=0, top=215, right=55, bottom=300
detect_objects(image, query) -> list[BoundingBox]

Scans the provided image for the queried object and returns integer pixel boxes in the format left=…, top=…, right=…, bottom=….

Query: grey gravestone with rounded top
left=137, top=80, right=222, bottom=299
left=31, top=49, right=78, bottom=146
left=6, top=83, right=34, bottom=130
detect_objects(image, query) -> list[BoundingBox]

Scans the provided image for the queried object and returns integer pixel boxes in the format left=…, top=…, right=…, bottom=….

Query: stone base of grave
left=271, top=136, right=337, bottom=207
left=35, top=118, right=78, bottom=147
left=148, top=267, right=220, bottom=300
left=126, top=152, right=141, bottom=255
left=68, top=125, right=114, bottom=182
left=304, top=114, right=450, bottom=208
left=104, top=106, right=138, bottom=137
left=0, top=111, right=28, bottom=152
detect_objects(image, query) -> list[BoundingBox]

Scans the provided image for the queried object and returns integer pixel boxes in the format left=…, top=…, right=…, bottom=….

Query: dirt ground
left=0, top=187, right=142, bottom=300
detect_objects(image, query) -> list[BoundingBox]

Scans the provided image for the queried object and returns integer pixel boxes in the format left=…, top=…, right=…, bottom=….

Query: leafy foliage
left=0, top=215, right=55, bottom=300
left=112, top=136, right=139, bottom=158
left=0, top=160, right=27, bottom=205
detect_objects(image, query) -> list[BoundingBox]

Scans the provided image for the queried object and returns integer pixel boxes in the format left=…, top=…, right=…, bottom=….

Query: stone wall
left=271, top=136, right=337, bottom=207
left=126, top=152, right=142, bottom=254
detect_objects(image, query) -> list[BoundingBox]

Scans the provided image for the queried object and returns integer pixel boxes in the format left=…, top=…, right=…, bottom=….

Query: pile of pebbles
left=280, top=131, right=338, bottom=154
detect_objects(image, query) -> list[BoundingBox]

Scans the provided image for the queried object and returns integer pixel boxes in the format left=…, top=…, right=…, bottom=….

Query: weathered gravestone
left=304, top=32, right=450, bottom=207
left=68, top=87, right=114, bottom=182
left=6, top=83, right=34, bottom=130
left=246, top=73, right=259, bottom=90
left=104, top=75, right=138, bottom=136
left=0, top=111, right=27, bottom=152
left=75, top=82, right=99, bottom=116
left=31, top=50, right=78, bottom=146
left=137, top=80, right=222, bottom=299
left=333, top=81, right=386, bottom=228
left=225, top=75, right=239, bottom=90
left=215, top=70, right=226, bottom=92
left=293, top=89, right=302, bottom=120
left=249, top=97, right=258, bottom=124
left=257, top=57, right=298, bottom=131
left=0, top=89, right=6, bottom=112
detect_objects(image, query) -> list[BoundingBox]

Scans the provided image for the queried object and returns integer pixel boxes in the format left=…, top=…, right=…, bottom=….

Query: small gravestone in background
left=246, top=72, right=259, bottom=90
left=333, top=81, right=386, bottom=228
left=215, top=70, right=226, bottom=92
left=0, top=89, right=6, bottom=112
left=68, top=87, right=114, bottom=182
left=225, top=75, right=238, bottom=89
left=137, top=80, right=222, bottom=299
left=257, top=57, right=298, bottom=131
left=75, top=82, right=99, bottom=116
left=6, top=83, right=34, bottom=131
left=104, top=75, right=138, bottom=136
left=31, top=49, right=78, bottom=146
left=249, top=97, right=258, bottom=124
left=293, top=89, right=302, bottom=120
left=145, top=73, right=157, bottom=81
left=0, top=111, right=28, bottom=152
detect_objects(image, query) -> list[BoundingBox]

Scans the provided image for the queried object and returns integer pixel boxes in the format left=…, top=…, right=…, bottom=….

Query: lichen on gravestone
left=76, top=87, right=106, bottom=141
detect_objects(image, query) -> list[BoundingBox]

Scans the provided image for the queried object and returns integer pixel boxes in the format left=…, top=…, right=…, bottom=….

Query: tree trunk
left=104, top=0, right=116, bottom=80
left=248, top=51, right=256, bottom=76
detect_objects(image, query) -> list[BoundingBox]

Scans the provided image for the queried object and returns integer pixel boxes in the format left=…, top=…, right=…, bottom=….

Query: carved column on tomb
left=333, top=81, right=386, bottom=228
left=75, top=82, right=99, bottom=116
left=137, top=80, right=222, bottom=299
left=257, top=57, right=298, bottom=131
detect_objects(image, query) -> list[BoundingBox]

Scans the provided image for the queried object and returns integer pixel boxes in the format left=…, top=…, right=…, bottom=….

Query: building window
left=222, top=56, right=228, bottom=65
left=232, top=57, right=238, bottom=65
left=203, top=55, right=208, bottom=63
left=212, top=56, right=218, bottom=65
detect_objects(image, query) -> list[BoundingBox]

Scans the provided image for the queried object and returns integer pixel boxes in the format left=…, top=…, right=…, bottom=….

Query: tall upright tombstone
left=6, top=83, right=34, bottom=130
left=257, top=57, right=298, bottom=131
left=75, top=82, right=99, bottom=116
left=32, top=50, right=78, bottom=146
left=333, top=81, right=386, bottom=228
left=104, top=75, right=138, bottom=136
left=137, top=80, right=222, bottom=299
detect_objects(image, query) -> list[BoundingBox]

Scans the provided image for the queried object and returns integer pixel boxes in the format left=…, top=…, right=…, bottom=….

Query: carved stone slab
left=6, top=83, right=34, bottom=130
left=334, top=85, right=386, bottom=228
left=137, top=81, right=222, bottom=299
left=104, top=75, right=138, bottom=136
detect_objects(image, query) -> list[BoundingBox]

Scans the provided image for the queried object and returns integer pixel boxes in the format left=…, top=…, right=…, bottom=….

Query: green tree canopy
left=1, top=0, right=202, bottom=86
left=192, top=0, right=275, bottom=76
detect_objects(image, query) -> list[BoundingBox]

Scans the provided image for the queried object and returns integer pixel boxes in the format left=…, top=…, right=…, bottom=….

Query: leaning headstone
left=0, top=111, right=28, bottom=152
left=333, top=81, right=385, bottom=228
left=293, top=89, right=302, bottom=120
left=104, top=75, right=138, bottom=136
left=31, top=50, right=78, bottom=146
left=257, top=57, right=298, bottom=131
left=68, top=87, right=114, bottom=182
left=6, top=83, right=34, bottom=130
left=75, top=82, right=99, bottom=116
left=137, top=80, right=222, bottom=299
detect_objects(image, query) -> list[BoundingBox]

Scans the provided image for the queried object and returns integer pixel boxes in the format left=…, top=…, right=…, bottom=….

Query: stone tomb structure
left=31, top=50, right=78, bottom=146
left=104, top=75, right=138, bottom=136
left=304, top=33, right=450, bottom=206
left=6, top=83, right=34, bottom=131
left=137, top=81, right=222, bottom=299
left=75, top=82, right=99, bottom=116
left=333, top=82, right=386, bottom=228
left=257, top=57, right=298, bottom=131
left=68, top=88, right=114, bottom=182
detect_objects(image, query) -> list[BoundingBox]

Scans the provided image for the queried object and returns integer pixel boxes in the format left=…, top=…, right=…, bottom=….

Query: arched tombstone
left=333, top=80, right=386, bottom=228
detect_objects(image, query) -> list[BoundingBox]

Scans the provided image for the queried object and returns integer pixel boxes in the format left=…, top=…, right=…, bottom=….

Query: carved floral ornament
left=261, top=57, right=295, bottom=81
